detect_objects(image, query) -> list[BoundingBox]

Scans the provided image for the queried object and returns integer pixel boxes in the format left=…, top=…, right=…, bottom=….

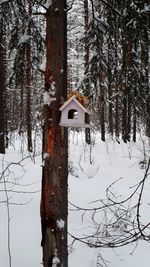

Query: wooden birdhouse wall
left=60, top=101, right=85, bottom=126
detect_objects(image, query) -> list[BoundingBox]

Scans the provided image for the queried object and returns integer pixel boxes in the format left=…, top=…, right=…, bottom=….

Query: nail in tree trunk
left=41, top=1, right=68, bottom=267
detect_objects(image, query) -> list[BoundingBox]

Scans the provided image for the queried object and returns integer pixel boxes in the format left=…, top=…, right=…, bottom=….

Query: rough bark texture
left=26, top=0, right=33, bottom=152
left=84, top=0, right=91, bottom=145
left=107, top=40, right=113, bottom=136
left=99, top=74, right=105, bottom=142
left=0, top=18, right=5, bottom=154
left=143, top=43, right=150, bottom=138
left=115, top=82, right=119, bottom=139
left=41, top=1, right=68, bottom=267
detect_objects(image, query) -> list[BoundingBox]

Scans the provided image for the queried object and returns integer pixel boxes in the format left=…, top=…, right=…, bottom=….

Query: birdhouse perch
left=59, top=95, right=90, bottom=128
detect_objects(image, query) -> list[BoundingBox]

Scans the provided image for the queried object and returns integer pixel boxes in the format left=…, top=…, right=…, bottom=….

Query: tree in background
left=0, top=1, right=44, bottom=150
left=0, top=15, right=6, bottom=154
left=26, top=0, right=33, bottom=152
left=83, top=0, right=91, bottom=144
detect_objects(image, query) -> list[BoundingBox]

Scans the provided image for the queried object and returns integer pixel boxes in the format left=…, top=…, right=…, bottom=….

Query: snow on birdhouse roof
left=59, top=95, right=90, bottom=114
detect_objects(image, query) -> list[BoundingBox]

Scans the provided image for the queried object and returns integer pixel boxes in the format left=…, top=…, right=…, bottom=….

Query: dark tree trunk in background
left=133, top=102, right=137, bottom=142
left=107, top=40, right=113, bottom=136
left=126, top=39, right=133, bottom=142
left=122, top=85, right=128, bottom=143
left=106, top=7, right=114, bottom=137
left=114, top=15, right=120, bottom=140
left=0, top=18, right=6, bottom=154
left=26, top=0, right=32, bottom=152
left=99, top=78, right=105, bottom=142
left=84, top=0, right=91, bottom=144
left=115, top=82, right=119, bottom=139
left=133, top=41, right=137, bottom=142
left=142, top=42, right=150, bottom=138
left=19, top=83, right=25, bottom=135
left=122, top=39, right=129, bottom=143
left=41, top=1, right=68, bottom=267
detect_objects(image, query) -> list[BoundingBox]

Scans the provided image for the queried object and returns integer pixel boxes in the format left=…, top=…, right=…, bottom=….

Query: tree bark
left=41, top=1, right=68, bottom=267
left=84, top=0, right=91, bottom=144
left=115, top=82, right=119, bottom=139
left=107, top=40, right=113, bottom=136
left=0, top=18, right=6, bottom=154
left=99, top=78, right=105, bottom=142
left=26, top=0, right=33, bottom=152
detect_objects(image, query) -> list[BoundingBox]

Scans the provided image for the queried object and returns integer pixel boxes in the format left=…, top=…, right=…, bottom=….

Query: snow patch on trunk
left=45, top=0, right=52, bottom=9
left=57, top=219, right=65, bottom=230
left=52, top=256, right=60, bottom=266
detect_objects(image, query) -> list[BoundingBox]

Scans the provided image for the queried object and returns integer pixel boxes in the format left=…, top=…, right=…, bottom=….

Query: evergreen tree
left=41, top=1, right=68, bottom=266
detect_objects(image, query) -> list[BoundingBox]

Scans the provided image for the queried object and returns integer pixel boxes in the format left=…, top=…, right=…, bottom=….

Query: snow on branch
left=39, top=57, right=46, bottom=72
left=0, top=0, right=10, bottom=4
left=19, top=35, right=32, bottom=45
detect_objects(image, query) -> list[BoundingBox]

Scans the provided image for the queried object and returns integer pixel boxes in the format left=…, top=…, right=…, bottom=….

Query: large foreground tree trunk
left=41, top=1, right=68, bottom=267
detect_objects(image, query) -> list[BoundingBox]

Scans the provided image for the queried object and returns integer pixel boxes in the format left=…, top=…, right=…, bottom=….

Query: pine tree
left=41, top=1, right=68, bottom=266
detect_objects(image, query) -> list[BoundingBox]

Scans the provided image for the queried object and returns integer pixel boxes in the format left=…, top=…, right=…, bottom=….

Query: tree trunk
left=115, top=82, right=119, bottom=139
left=41, top=1, right=68, bottom=267
left=133, top=41, right=137, bottom=142
left=99, top=78, right=105, bottom=142
left=122, top=41, right=129, bottom=143
left=0, top=18, right=6, bottom=154
left=142, top=42, right=150, bottom=137
left=133, top=103, right=136, bottom=142
left=126, top=39, right=133, bottom=142
left=107, top=40, right=113, bottom=136
left=84, top=0, right=91, bottom=144
left=106, top=7, right=114, bottom=137
left=26, top=0, right=32, bottom=152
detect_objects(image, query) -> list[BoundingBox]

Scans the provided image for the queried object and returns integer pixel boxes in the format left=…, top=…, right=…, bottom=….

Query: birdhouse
left=59, top=95, right=90, bottom=128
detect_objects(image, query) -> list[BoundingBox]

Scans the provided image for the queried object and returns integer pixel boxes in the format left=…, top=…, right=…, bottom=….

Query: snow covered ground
left=0, top=131, right=149, bottom=266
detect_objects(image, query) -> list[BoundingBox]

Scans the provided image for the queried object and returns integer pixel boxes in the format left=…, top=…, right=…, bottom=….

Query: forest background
left=0, top=0, right=150, bottom=267
left=0, top=0, right=149, bottom=147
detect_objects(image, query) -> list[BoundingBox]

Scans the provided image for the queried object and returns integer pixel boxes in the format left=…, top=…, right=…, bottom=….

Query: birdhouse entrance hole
left=68, top=109, right=78, bottom=119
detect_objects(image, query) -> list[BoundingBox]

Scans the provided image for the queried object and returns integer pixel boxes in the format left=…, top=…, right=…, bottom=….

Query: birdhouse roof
left=59, top=95, right=90, bottom=114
